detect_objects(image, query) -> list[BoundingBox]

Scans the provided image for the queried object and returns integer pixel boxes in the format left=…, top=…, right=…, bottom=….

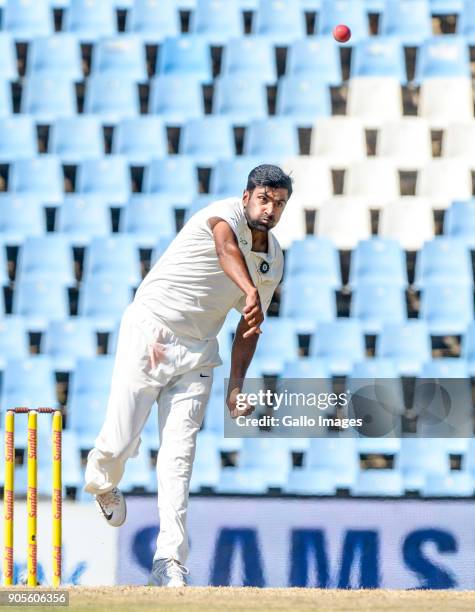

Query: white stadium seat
left=347, top=77, right=403, bottom=129
left=315, top=197, right=372, bottom=250
left=281, top=156, right=333, bottom=211
left=379, top=197, right=434, bottom=251
left=416, top=159, right=473, bottom=210
left=442, top=121, right=475, bottom=166
left=310, top=117, right=366, bottom=167
left=343, top=158, right=400, bottom=209
left=376, top=118, right=432, bottom=170
left=270, top=199, right=307, bottom=249
left=418, top=77, right=473, bottom=129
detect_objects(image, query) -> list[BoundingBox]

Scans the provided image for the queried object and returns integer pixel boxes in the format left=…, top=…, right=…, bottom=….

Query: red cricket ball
left=333, top=24, right=352, bottom=43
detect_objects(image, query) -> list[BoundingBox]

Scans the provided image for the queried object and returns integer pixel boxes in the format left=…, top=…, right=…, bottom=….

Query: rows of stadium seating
left=0, top=0, right=474, bottom=42
left=4, top=418, right=475, bottom=498
left=1, top=0, right=474, bottom=499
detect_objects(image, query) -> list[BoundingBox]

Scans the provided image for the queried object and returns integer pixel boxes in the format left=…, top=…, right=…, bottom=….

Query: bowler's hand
left=242, top=290, right=264, bottom=338
left=227, top=387, right=255, bottom=419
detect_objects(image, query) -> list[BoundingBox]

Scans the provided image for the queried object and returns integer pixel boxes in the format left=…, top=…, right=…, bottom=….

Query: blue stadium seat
left=281, top=357, right=330, bottom=378
left=13, top=280, right=70, bottom=329
left=317, top=0, right=368, bottom=43
left=190, top=0, right=243, bottom=45
left=421, top=284, right=474, bottom=335
left=309, top=319, right=365, bottom=375
left=218, top=438, right=292, bottom=493
left=253, top=317, right=299, bottom=374
left=414, top=36, right=470, bottom=83
left=143, top=157, right=197, bottom=205
left=91, top=36, right=147, bottom=81
left=68, top=356, right=114, bottom=447
left=68, top=391, right=109, bottom=450
left=1, top=357, right=56, bottom=446
left=125, top=0, right=180, bottom=44
left=50, top=116, right=104, bottom=164
left=42, top=318, right=97, bottom=371
left=112, top=117, right=167, bottom=166
left=221, top=37, right=276, bottom=84
left=430, top=0, right=463, bottom=15
left=287, top=438, right=358, bottom=494
left=0, top=33, right=18, bottom=80
left=4, top=0, right=53, bottom=41
left=0, top=116, right=37, bottom=163
left=210, top=156, right=262, bottom=198
left=364, top=0, right=386, bottom=13
left=422, top=472, right=474, bottom=497
left=376, top=321, right=431, bottom=376
left=83, top=236, right=142, bottom=285
left=462, top=321, right=475, bottom=375
left=119, top=196, right=176, bottom=248
left=157, top=36, right=212, bottom=82
left=149, top=75, right=204, bottom=125
left=77, top=156, right=131, bottom=206
left=243, top=117, right=299, bottom=158
left=0, top=241, right=8, bottom=286
left=0, top=317, right=29, bottom=369
left=21, top=76, right=76, bottom=122
left=276, top=77, right=331, bottom=127
left=63, top=0, right=116, bottom=42
left=351, top=37, right=406, bottom=83
left=349, top=238, right=407, bottom=289
left=70, top=355, right=114, bottom=395
left=351, top=470, right=404, bottom=497
left=285, top=237, right=341, bottom=288
left=0, top=195, right=45, bottom=245
left=444, top=200, right=475, bottom=248
left=84, top=76, right=139, bottom=123
left=189, top=431, right=221, bottom=492
left=457, top=0, right=475, bottom=44
left=351, top=283, right=406, bottom=334
left=400, top=438, right=449, bottom=491
left=16, top=235, right=75, bottom=285
left=27, top=34, right=82, bottom=80
left=299, top=0, right=321, bottom=9
left=286, top=37, right=341, bottom=85
left=414, top=237, right=472, bottom=289
left=350, top=358, right=400, bottom=379
left=56, top=195, right=111, bottom=247
left=253, top=0, right=306, bottom=44
left=280, top=279, right=336, bottom=334
left=78, top=279, right=133, bottom=328
left=213, top=75, right=267, bottom=123
left=0, top=81, right=12, bottom=117
left=180, top=117, right=235, bottom=166
left=380, top=0, right=431, bottom=46
left=420, top=358, right=470, bottom=381
left=10, top=156, right=63, bottom=204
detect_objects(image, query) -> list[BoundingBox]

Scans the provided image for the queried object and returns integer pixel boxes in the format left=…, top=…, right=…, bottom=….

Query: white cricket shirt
left=134, top=197, right=284, bottom=341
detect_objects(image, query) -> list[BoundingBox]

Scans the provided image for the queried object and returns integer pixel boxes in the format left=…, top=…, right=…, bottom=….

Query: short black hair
left=246, top=164, right=293, bottom=198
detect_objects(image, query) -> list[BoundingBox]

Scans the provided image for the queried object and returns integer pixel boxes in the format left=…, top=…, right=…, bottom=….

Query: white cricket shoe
left=148, top=558, right=189, bottom=587
left=95, top=487, right=126, bottom=527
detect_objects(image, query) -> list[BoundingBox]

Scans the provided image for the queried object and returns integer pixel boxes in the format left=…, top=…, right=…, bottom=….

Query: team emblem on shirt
left=239, top=237, right=248, bottom=246
left=259, top=261, right=270, bottom=274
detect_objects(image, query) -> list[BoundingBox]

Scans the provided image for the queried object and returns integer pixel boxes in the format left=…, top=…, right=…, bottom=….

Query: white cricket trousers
left=84, top=301, right=221, bottom=565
